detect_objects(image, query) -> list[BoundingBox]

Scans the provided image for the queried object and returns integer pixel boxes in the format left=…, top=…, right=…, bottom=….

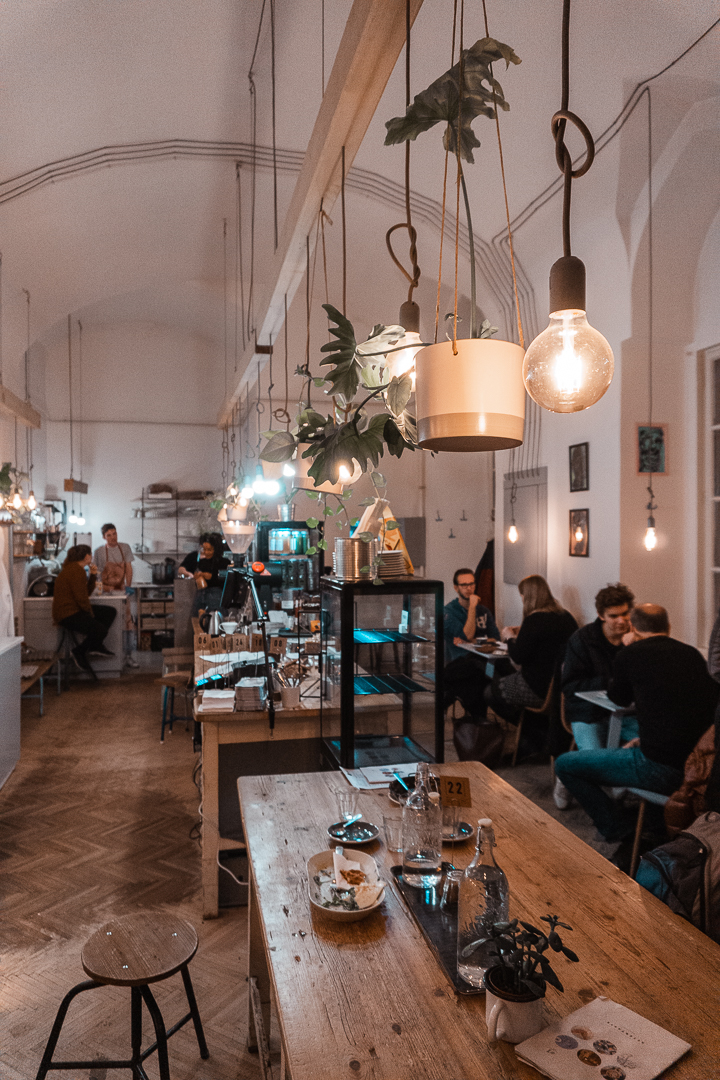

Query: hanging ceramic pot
left=415, top=338, right=526, bottom=452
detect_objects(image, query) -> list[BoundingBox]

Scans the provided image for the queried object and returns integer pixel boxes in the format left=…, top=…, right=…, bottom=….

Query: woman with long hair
left=488, top=574, right=577, bottom=728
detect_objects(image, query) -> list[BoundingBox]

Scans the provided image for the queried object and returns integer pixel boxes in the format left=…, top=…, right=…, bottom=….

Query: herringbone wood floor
left=0, top=674, right=263, bottom=1079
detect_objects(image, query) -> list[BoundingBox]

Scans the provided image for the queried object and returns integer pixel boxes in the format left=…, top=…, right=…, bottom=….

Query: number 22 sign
left=439, top=775, right=472, bottom=808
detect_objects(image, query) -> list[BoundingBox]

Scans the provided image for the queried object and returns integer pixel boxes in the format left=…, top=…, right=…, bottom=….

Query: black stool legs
left=35, top=963, right=208, bottom=1079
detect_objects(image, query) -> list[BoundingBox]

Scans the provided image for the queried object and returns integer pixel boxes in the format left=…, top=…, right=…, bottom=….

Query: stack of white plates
left=333, top=537, right=377, bottom=581
left=377, top=550, right=406, bottom=578
left=234, top=677, right=267, bottom=711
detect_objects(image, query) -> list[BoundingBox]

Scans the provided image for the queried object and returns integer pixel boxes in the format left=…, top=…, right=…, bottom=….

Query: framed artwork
left=637, top=424, right=667, bottom=474
left=569, top=442, right=589, bottom=492
left=569, top=509, right=589, bottom=557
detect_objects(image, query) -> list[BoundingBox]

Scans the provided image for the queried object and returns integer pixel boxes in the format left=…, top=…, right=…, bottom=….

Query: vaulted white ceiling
left=0, top=0, right=717, bottom=411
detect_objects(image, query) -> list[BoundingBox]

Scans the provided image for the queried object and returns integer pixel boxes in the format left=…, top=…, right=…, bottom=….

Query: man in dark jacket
left=562, top=583, right=636, bottom=750
left=443, top=568, right=499, bottom=720
left=555, top=604, right=720, bottom=843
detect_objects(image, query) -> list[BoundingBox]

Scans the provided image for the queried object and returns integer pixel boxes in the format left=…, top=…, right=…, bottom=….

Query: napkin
left=332, top=848, right=383, bottom=909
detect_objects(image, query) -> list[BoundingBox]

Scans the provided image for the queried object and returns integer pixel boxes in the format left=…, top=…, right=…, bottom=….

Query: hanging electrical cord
left=340, top=146, right=347, bottom=316
left=643, top=87, right=658, bottom=552
left=22, top=288, right=34, bottom=504
left=451, top=0, right=466, bottom=354
left=223, top=218, right=229, bottom=400
left=321, top=0, right=326, bottom=97
left=236, top=163, right=246, bottom=356
left=246, top=0, right=267, bottom=343
left=433, top=2, right=458, bottom=344
left=385, top=0, right=421, bottom=313
left=67, top=314, right=74, bottom=482
left=270, top=0, right=279, bottom=250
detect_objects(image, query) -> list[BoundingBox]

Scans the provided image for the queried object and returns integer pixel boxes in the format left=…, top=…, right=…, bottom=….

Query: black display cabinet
left=319, top=577, right=444, bottom=770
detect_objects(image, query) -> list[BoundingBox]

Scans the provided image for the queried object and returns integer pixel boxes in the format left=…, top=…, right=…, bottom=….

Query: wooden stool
left=156, top=671, right=192, bottom=741
left=35, top=912, right=209, bottom=1080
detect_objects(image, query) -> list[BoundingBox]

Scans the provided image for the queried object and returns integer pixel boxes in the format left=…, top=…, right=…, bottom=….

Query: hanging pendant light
left=11, top=488, right=23, bottom=510
left=522, top=0, right=613, bottom=413
left=507, top=476, right=519, bottom=542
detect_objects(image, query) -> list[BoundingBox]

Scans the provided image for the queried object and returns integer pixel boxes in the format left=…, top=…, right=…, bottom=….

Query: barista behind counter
left=177, top=533, right=229, bottom=615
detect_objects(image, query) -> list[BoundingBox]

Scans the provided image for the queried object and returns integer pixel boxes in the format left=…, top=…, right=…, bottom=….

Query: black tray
left=390, top=864, right=482, bottom=996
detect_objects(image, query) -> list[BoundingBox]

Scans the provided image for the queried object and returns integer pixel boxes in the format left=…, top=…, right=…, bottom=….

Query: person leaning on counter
left=93, top=523, right=133, bottom=589
left=177, top=533, right=229, bottom=615
left=52, top=545, right=117, bottom=678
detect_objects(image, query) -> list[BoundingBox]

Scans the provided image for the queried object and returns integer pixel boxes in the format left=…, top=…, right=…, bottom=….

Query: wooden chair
left=550, top=692, right=577, bottom=781
left=511, top=677, right=555, bottom=767
left=627, top=788, right=670, bottom=879
left=35, top=912, right=208, bottom=1080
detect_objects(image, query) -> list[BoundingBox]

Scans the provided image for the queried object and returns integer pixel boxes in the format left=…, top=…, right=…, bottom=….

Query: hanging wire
left=321, top=0, right=326, bottom=97
left=0, top=253, right=3, bottom=385
left=245, top=384, right=255, bottom=459
left=267, top=333, right=275, bottom=417
left=645, top=86, right=657, bottom=528
left=223, top=218, right=228, bottom=399
left=77, top=320, right=84, bottom=485
left=247, top=0, right=267, bottom=341
left=236, top=164, right=246, bottom=355
left=451, top=0, right=465, bottom=354
left=23, top=288, right=32, bottom=489
left=67, top=314, right=74, bottom=479
left=385, top=0, right=421, bottom=306
left=320, top=203, right=332, bottom=306
left=270, top=0, right=279, bottom=250
left=341, top=145, right=347, bottom=316
left=434, top=2, right=458, bottom=343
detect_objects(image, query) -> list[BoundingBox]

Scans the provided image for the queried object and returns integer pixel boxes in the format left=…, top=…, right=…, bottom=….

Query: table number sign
left=439, top=775, right=472, bottom=808
left=268, top=636, right=286, bottom=656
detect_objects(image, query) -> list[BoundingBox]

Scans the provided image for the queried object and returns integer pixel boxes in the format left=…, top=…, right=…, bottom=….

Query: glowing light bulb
left=239, top=497, right=248, bottom=507
left=0, top=494, right=5, bottom=508
left=508, top=524, right=519, bottom=544
left=241, top=485, right=254, bottom=499
left=282, top=463, right=296, bottom=477
left=228, top=485, right=238, bottom=497
left=337, top=459, right=362, bottom=485
left=523, top=310, right=613, bottom=412
left=76, top=515, right=86, bottom=526
left=574, top=525, right=584, bottom=543
left=252, top=478, right=267, bottom=494
left=264, top=480, right=279, bottom=496
left=384, top=330, right=423, bottom=390
left=68, top=511, right=78, bottom=524
left=12, top=490, right=23, bottom=509
left=27, top=491, right=37, bottom=510
left=644, top=518, right=657, bottom=551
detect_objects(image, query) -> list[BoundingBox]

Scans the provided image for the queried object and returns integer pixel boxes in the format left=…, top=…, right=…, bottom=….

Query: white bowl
left=307, top=849, right=385, bottom=923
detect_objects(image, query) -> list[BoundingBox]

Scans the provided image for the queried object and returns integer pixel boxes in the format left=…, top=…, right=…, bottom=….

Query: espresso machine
left=251, top=519, right=324, bottom=612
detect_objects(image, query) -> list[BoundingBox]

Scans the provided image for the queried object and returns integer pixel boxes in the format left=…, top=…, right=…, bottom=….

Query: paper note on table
left=359, top=763, right=419, bottom=786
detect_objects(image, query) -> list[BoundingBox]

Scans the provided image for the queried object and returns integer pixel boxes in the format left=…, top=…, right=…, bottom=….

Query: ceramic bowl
left=307, top=849, right=385, bottom=923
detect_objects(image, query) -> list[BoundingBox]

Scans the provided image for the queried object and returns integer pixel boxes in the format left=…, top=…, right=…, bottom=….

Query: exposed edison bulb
left=27, top=491, right=37, bottom=511
left=574, top=525, right=584, bottom=543
left=241, top=485, right=254, bottom=499
left=384, top=330, right=423, bottom=390
left=76, top=515, right=86, bottom=526
left=523, top=309, right=614, bottom=413
left=252, top=477, right=267, bottom=494
left=68, top=510, right=78, bottom=524
left=12, top=489, right=23, bottom=509
left=507, top=524, right=519, bottom=544
left=265, top=480, right=280, bottom=496
left=644, top=518, right=657, bottom=551
left=282, top=462, right=296, bottom=477
left=338, top=459, right=363, bottom=485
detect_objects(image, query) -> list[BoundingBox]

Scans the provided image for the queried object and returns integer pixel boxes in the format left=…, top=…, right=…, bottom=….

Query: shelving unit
left=132, top=488, right=209, bottom=560
left=319, top=577, right=445, bottom=770
left=135, top=583, right=175, bottom=651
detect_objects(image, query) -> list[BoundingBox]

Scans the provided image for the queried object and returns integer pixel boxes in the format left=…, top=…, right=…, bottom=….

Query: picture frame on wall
left=569, top=442, right=589, bottom=492
left=637, top=423, right=667, bottom=474
left=569, top=509, right=589, bottom=557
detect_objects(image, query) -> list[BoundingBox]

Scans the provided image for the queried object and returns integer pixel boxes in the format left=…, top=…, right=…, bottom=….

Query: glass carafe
left=457, top=819, right=509, bottom=987
left=401, top=763, right=442, bottom=888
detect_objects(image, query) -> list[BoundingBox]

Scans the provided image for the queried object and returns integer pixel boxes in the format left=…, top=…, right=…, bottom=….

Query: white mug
left=485, top=988, right=545, bottom=1044
left=281, top=686, right=301, bottom=710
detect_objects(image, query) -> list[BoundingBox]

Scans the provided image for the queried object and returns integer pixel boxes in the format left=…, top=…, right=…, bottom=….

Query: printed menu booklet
left=514, top=997, right=691, bottom=1080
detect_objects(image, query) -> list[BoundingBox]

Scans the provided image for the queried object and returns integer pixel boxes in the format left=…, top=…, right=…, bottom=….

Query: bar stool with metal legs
left=35, top=912, right=209, bottom=1080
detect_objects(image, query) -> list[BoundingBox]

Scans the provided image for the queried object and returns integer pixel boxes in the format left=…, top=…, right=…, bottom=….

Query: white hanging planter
left=415, top=338, right=526, bottom=451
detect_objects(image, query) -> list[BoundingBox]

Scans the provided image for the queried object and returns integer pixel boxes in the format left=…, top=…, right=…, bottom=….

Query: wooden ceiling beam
left=0, top=384, right=41, bottom=429
left=218, top=0, right=424, bottom=428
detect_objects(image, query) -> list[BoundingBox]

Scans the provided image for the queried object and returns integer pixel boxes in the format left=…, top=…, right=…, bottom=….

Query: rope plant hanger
left=385, top=0, right=526, bottom=452
left=521, top=0, right=614, bottom=413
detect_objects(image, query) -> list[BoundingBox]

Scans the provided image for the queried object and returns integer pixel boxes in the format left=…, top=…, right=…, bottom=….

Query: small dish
left=388, top=775, right=415, bottom=805
left=327, top=819, right=380, bottom=845
left=307, top=849, right=385, bottom=923
left=442, top=821, right=474, bottom=842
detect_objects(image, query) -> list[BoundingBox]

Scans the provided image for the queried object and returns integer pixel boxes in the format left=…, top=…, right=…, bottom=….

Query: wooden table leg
left=201, top=720, right=220, bottom=919
left=247, top=867, right=272, bottom=1054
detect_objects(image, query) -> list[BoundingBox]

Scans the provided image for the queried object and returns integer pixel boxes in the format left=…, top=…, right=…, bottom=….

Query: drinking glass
left=382, top=814, right=403, bottom=853
left=440, top=869, right=463, bottom=911
left=337, top=789, right=359, bottom=823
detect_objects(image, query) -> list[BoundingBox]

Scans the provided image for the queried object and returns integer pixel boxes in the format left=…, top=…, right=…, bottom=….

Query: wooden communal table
left=238, top=763, right=720, bottom=1080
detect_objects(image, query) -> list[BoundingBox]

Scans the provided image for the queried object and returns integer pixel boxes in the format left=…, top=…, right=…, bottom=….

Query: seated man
left=52, top=545, right=117, bottom=677
left=561, top=582, right=638, bottom=750
left=555, top=604, right=720, bottom=845
left=443, top=567, right=500, bottom=721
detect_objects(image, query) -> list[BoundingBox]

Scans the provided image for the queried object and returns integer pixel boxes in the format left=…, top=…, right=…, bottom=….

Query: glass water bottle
left=457, top=819, right=509, bottom=987
left=401, top=763, right=442, bottom=888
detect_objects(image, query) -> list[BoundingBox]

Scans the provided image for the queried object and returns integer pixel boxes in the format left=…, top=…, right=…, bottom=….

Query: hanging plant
left=259, top=304, right=418, bottom=488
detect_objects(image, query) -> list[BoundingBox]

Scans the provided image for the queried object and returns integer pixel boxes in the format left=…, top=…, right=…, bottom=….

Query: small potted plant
left=462, top=915, right=579, bottom=1043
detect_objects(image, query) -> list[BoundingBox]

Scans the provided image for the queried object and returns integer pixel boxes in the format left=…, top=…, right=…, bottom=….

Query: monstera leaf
left=320, top=305, right=405, bottom=402
left=385, top=37, right=520, bottom=164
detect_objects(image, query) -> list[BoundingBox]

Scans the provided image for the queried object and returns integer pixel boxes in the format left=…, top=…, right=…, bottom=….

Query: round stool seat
left=81, top=913, right=198, bottom=988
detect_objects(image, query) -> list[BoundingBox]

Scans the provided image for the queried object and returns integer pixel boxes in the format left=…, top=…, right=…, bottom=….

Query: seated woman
left=52, top=545, right=117, bottom=677
left=178, top=533, right=230, bottom=616
left=488, top=574, right=577, bottom=725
